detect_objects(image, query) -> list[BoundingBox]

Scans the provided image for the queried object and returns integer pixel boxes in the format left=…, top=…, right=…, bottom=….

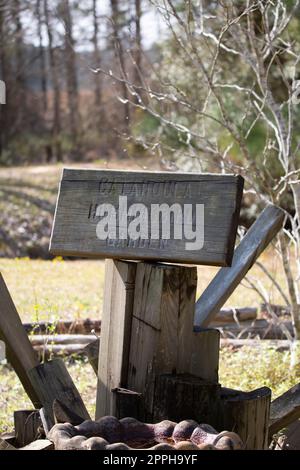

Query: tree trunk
left=110, top=0, right=130, bottom=132
left=36, top=0, right=47, bottom=113
left=11, top=0, right=26, bottom=127
left=44, top=0, right=62, bottom=162
left=92, top=0, right=102, bottom=120
left=0, top=8, right=10, bottom=155
left=60, top=0, right=80, bottom=160
left=133, top=0, right=142, bottom=86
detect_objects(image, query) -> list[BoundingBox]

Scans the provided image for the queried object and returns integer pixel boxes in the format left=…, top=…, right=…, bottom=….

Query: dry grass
left=0, top=244, right=290, bottom=324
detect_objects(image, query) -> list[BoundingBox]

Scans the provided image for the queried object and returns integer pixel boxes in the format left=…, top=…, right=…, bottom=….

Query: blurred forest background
left=1, top=2, right=300, bottom=432
left=0, top=0, right=160, bottom=164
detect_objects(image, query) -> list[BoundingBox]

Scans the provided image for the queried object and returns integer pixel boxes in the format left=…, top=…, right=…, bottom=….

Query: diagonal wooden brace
left=194, top=204, right=285, bottom=328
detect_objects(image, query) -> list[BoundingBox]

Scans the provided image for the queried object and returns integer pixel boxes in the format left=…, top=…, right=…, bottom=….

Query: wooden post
left=14, top=410, right=42, bottom=447
left=220, top=386, right=271, bottom=450
left=127, top=262, right=220, bottom=421
left=0, top=273, right=40, bottom=407
left=96, top=260, right=137, bottom=419
left=28, top=358, right=90, bottom=428
left=53, top=399, right=85, bottom=425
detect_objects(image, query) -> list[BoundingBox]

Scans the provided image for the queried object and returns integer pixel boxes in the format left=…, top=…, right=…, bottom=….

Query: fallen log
left=220, top=338, right=297, bottom=351
left=211, top=307, right=257, bottom=325
left=33, top=343, right=88, bottom=357
left=260, top=303, right=291, bottom=318
left=23, top=319, right=101, bottom=335
left=215, top=319, right=294, bottom=339
left=29, top=334, right=95, bottom=346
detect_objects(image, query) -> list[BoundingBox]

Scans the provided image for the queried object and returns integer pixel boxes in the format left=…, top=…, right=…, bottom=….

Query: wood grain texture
left=153, top=374, right=220, bottom=425
left=0, top=273, right=40, bottom=407
left=53, top=399, right=85, bottom=425
left=50, top=169, right=244, bottom=266
left=126, top=262, right=220, bottom=420
left=96, top=260, right=137, bottom=419
left=28, top=359, right=90, bottom=428
left=220, top=387, right=271, bottom=450
left=195, top=205, right=285, bottom=327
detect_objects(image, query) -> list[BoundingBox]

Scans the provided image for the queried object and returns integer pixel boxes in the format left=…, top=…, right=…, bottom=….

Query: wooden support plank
left=269, top=383, right=300, bottom=437
left=14, top=410, right=42, bottom=447
left=28, top=358, right=90, bottom=428
left=195, top=205, right=285, bottom=328
left=96, top=260, right=137, bottom=419
left=220, top=387, right=271, bottom=450
left=53, top=399, right=85, bottom=425
left=82, top=338, right=100, bottom=375
left=50, top=169, right=244, bottom=266
left=0, top=273, right=40, bottom=407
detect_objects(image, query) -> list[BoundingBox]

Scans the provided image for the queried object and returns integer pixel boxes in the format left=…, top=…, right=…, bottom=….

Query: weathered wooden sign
left=50, top=169, right=244, bottom=266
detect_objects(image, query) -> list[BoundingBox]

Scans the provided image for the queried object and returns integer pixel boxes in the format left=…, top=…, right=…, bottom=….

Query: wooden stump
left=220, top=386, right=271, bottom=449
left=153, top=374, right=220, bottom=426
left=96, top=260, right=137, bottom=419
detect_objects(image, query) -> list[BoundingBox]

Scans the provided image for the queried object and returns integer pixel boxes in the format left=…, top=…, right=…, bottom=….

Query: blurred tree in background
left=0, top=0, right=148, bottom=164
